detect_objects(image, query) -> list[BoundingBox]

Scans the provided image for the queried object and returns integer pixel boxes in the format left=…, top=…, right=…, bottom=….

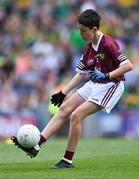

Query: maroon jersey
left=76, top=33, right=129, bottom=83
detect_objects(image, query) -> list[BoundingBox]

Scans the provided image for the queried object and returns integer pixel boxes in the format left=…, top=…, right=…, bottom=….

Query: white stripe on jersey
left=77, top=64, right=84, bottom=69
left=118, top=54, right=125, bottom=59
left=77, top=60, right=85, bottom=70
left=117, top=54, right=127, bottom=62
left=119, top=57, right=127, bottom=61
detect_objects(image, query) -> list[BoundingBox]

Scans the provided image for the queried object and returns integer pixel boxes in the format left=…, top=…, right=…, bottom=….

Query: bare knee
left=71, top=111, right=83, bottom=125
left=58, top=103, right=72, bottom=118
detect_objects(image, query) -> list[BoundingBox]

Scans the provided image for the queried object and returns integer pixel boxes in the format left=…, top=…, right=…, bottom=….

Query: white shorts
left=77, top=80, right=124, bottom=113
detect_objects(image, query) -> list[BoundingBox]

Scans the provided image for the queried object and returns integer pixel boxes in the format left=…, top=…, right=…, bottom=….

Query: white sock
left=62, top=157, right=72, bottom=164
left=34, top=144, right=41, bottom=151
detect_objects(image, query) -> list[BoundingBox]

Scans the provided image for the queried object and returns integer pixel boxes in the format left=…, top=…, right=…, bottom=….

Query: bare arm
left=109, top=61, right=133, bottom=79
left=62, top=73, right=86, bottom=95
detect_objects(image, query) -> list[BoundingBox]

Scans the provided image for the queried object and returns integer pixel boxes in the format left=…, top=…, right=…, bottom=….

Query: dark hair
left=78, top=9, right=101, bottom=29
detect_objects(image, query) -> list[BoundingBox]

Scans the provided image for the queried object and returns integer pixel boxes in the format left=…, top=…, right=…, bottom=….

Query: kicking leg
left=41, top=92, right=85, bottom=140
left=12, top=93, right=84, bottom=158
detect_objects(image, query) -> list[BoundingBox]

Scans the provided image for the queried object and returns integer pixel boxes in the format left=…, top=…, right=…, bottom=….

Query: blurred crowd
left=0, top=0, right=138, bottom=129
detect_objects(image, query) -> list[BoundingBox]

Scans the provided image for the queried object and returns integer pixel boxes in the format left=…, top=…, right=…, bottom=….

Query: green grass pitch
left=0, top=137, right=139, bottom=179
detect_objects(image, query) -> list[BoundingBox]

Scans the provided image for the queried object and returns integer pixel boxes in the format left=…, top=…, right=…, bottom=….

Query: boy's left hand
left=89, top=69, right=109, bottom=81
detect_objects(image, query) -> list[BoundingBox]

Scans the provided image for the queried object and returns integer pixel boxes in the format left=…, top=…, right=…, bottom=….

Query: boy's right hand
left=51, top=91, right=66, bottom=107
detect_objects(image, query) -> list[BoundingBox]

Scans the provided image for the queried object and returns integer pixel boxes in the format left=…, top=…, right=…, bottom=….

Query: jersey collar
left=92, top=32, right=103, bottom=51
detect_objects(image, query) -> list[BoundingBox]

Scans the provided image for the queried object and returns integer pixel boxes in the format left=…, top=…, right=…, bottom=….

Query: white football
left=17, top=124, right=40, bottom=148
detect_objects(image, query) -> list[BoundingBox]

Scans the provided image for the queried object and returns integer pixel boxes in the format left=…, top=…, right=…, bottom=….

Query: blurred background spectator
left=0, top=0, right=138, bottom=140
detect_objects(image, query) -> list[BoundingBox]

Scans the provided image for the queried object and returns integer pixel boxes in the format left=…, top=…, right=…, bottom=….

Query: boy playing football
left=12, top=9, right=133, bottom=168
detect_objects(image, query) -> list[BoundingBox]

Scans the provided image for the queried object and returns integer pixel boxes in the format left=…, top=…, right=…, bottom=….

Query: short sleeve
left=108, top=39, right=129, bottom=66
left=76, top=54, right=88, bottom=74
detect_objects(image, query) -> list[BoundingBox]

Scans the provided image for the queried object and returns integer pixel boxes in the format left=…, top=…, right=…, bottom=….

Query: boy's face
left=76, top=23, right=96, bottom=42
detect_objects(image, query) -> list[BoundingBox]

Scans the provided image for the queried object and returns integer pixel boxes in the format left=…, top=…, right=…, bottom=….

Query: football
left=17, top=124, right=40, bottom=148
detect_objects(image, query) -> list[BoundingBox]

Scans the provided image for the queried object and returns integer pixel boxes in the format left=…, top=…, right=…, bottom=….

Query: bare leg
left=67, top=101, right=102, bottom=152
left=41, top=93, right=85, bottom=140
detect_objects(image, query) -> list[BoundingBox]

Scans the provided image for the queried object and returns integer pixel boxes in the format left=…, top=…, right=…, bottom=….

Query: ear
left=92, top=27, right=97, bottom=32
